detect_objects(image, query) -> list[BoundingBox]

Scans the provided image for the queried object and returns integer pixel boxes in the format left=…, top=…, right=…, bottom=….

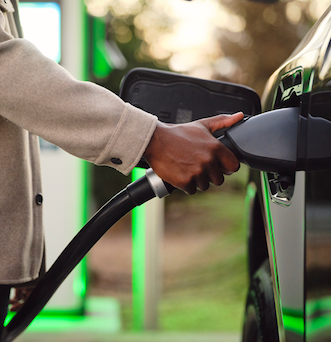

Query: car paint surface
left=250, top=5, right=331, bottom=342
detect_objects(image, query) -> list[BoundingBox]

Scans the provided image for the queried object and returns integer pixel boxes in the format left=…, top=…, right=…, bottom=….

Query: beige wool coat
left=0, top=0, right=157, bottom=284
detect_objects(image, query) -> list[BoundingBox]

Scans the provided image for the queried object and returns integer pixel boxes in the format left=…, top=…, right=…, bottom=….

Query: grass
left=121, top=166, right=250, bottom=332
left=160, top=186, right=248, bottom=332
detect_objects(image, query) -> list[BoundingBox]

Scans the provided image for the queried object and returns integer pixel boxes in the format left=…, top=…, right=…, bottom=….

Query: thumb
left=201, top=112, right=244, bottom=134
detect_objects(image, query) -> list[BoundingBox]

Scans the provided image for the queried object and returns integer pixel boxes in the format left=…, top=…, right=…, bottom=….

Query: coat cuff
left=95, top=103, right=158, bottom=175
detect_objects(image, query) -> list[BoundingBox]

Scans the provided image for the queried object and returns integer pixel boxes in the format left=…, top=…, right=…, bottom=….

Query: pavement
left=16, top=332, right=241, bottom=342
left=10, top=297, right=241, bottom=342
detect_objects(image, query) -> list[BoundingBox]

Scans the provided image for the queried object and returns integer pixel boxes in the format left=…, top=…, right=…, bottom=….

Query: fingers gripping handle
left=144, top=115, right=246, bottom=196
left=144, top=135, right=238, bottom=197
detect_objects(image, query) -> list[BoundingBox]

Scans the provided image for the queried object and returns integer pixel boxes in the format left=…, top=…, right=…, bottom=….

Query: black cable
left=2, top=175, right=156, bottom=342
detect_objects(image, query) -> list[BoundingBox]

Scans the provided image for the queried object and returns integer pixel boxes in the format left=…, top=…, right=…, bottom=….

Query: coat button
left=110, top=158, right=122, bottom=165
left=35, top=193, right=43, bottom=205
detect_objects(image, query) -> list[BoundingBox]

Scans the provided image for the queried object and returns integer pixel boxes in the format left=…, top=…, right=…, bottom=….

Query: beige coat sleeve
left=0, top=9, right=158, bottom=175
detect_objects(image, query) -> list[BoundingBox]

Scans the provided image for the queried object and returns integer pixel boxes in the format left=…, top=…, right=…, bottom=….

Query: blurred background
left=15, top=0, right=331, bottom=339
left=86, top=0, right=330, bottom=334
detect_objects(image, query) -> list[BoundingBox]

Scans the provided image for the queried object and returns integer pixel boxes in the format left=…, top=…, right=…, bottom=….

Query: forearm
left=0, top=37, right=157, bottom=174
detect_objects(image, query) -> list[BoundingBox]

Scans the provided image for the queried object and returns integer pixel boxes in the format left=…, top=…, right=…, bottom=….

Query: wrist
left=143, top=121, right=167, bottom=163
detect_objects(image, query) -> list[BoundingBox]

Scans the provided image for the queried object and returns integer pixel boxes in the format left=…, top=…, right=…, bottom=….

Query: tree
left=214, top=1, right=316, bottom=96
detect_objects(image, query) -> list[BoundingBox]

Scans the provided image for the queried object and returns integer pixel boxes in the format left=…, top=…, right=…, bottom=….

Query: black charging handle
left=219, top=107, right=299, bottom=175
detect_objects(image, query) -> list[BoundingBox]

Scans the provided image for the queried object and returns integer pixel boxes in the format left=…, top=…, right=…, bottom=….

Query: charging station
left=18, top=0, right=89, bottom=314
left=15, top=0, right=164, bottom=333
left=14, top=0, right=121, bottom=334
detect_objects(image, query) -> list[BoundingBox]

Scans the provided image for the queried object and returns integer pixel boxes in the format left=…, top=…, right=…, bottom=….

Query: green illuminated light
left=5, top=297, right=121, bottom=333
left=306, top=296, right=331, bottom=337
left=92, top=16, right=113, bottom=78
left=73, top=260, right=87, bottom=302
left=307, top=315, right=331, bottom=338
left=306, top=296, right=331, bottom=316
left=283, top=311, right=304, bottom=335
left=74, top=0, right=90, bottom=305
left=19, top=1, right=89, bottom=315
left=131, top=168, right=146, bottom=330
left=73, top=161, right=90, bottom=302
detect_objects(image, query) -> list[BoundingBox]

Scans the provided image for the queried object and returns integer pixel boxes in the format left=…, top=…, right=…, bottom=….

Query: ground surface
left=17, top=331, right=240, bottom=342
left=88, top=168, right=249, bottom=333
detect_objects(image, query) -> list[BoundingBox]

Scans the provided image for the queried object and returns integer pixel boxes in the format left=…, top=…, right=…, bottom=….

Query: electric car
left=119, top=5, right=331, bottom=342
left=241, top=4, right=331, bottom=342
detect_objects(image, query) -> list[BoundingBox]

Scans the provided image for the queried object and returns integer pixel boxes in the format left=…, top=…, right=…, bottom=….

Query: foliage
left=87, top=0, right=330, bottom=96
left=90, top=1, right=330, bottom=206
left=214, top=1, right=314, bottom=96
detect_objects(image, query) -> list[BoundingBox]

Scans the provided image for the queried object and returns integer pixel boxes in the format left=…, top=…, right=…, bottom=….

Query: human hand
left=143, top=112, right=244, bottom=194
left=10, top=287, right=34, bottom=312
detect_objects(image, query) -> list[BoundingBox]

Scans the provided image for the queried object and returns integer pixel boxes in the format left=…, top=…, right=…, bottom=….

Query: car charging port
left=267, top=172, right=295, bottom=203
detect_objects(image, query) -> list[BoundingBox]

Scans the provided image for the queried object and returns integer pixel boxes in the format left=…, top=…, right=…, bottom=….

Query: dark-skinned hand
left=143, top=112, right=244, bottom=195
